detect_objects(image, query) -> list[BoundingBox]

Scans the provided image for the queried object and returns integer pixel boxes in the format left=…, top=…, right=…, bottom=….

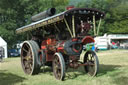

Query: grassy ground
left=0, top=49, right=128, bottom=85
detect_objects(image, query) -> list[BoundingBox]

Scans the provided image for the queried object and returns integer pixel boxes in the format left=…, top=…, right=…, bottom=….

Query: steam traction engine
left=16, top=8, right=105, bottom=80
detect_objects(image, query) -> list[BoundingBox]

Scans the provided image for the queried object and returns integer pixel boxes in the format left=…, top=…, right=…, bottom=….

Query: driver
left=77, top=20, right=91, bottom=36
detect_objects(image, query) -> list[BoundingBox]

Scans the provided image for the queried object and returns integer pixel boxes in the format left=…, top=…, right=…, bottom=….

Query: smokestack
left=31, top=8, right=56, bottom=22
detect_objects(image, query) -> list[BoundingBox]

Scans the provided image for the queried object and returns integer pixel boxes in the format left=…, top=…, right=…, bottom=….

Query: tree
left=76, top=0, right=107, bottom=36
left=106, top=0, right=128, bottom=33
left=0, top=0, right=69, bottom=49
left=76, top=0, right=128, bottom=35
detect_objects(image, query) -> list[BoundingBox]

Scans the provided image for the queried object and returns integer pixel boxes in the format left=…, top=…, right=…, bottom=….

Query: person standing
left=117, top=41, right=120, bottom=48
left=0, top=53, right=2, bottom=62
left=0, top=47, right=4, bottom=62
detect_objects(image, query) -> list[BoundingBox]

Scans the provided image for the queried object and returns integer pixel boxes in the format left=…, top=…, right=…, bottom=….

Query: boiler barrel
left=31, top=8, right=56, bottom=22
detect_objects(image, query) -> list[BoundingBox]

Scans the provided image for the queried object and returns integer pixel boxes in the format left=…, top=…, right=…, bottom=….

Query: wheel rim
left=53, top=55, right=61, bottom=79
left=21, top=43, right=33, bottom=74
left=53, top=53, right=65, bottom=80
left=21, top=41, right=40, bottom=75
left=84, top=51, right=99, bottom=76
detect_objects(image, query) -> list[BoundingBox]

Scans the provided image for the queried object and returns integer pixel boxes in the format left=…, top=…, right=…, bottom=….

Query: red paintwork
left=82, top=36, right=95, bottom=45
left=66, top=6, right=74, bottom=10
left=41, top=40, right=47, bottom=50
left=72, top=44, right=82, bottom=53
left=72, top=38, right=78, bottom=42
left=46, top=38, right=52, bottom=45
left=46, top=53, right=54, bottom=61
left=57, top=47, right=64, bottom=53
left=38, top=50, right=43, bottom=63
left=57, top=41, right=65, bottom=53
left=40, top=54, right=42, bottom=62
left=41, top=46, right=46, bottom=49
left=40, top=36, right=94, bottom=62
left=41, top=38, right=57, bottom=61
left=46, top=38, right=56, bottom=45
left=41, top=40, right=47, bottom=45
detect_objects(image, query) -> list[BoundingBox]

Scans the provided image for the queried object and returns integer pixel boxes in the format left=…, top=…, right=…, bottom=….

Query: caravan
left=94, top=34, right=128, bottom=50
left=95, top=36, right=108, bottom=50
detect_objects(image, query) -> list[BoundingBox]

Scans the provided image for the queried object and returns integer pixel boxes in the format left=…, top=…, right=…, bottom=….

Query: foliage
left=76, top=0, right=128, bottom=35
left=0, top=0, right=69, bottom=48
left=106, top=1, right=128, bottom=33
left=0, top=0, right=128, bottom=48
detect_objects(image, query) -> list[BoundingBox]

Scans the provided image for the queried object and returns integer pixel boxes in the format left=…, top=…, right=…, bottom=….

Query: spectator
left=0, top=47, right=4, bottom=62
left=117, top=41, right=120, bottom=47
left=112, top=42, right=116, bottom=45
left=0, top=54, right=2, bottom=62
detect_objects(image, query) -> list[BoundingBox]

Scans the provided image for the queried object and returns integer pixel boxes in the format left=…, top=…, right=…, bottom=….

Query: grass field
left=0, top=49, right=128, bottom=85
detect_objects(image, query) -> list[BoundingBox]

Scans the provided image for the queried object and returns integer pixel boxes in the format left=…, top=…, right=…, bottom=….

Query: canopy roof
left=16, top=8, right=105, bottom=34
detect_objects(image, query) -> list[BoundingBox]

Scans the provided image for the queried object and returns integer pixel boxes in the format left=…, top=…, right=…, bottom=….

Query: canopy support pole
left=93, top=15, right=96, bottom=36
left=72, top=15, right=76, bottom=38
left=97, top=18, right=102, bottom=36
left=54, top=24, right=60, bottom=32
left=64, top=18, right=73, bottom=38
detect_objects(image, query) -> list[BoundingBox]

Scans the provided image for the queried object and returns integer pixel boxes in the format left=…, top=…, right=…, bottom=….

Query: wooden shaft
left=97, top=18, right=102, bottom=36
left=93, top=15, right=96, bottom=36
left=64, top=18, right=73, bottom=37
left=54, top=24, right=60, bottom=32
left=72, top=15, right=76, bottom=38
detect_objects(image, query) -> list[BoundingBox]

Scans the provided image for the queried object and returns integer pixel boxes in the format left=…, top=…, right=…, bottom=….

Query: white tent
left=0, top=37, right=8, bottom=58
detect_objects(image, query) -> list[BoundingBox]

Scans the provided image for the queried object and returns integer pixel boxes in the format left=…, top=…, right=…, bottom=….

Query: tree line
left=0, top=0, right=128, bottom=48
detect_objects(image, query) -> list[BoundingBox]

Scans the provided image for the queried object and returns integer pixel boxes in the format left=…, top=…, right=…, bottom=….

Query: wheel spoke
left=23, top=48, right=28, bottom=53
left=22, top=56, right=27, bottom=60
left=24, top=61, right=29, bottom=69
left=27, top=49, right=31, bottom=57
left=24, top=58, right=32, bottom=73
left=26, top=44, right=30, bottom=49
left=57, top=69, right=61, bottom=78
left=90, top=55, right=93, bottom=61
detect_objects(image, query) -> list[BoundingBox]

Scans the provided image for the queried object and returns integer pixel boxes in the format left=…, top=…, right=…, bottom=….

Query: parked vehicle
left=95, top=34, right=128, bottom=50
left=8, top=43, right=22, bottom=57
left=8, top=49, right=20, bottom=57
left=95, top=37, right=108, bottom=50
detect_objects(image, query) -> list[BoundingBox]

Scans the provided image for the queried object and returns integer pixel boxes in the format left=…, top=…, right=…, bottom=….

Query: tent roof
left=0, top=37, right=7, bottom=46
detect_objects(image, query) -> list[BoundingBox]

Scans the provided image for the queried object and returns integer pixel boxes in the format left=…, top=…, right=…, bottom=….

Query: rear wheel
left=21, top=40, right=40, bottom=75
left=84, top=51, right=99, bottom=76
left=53, top=53, right=65, bottom=80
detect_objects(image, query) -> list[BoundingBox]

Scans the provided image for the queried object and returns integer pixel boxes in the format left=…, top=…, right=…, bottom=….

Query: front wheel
left=52, top=53, right=65, bottom=80
left=83, top=51, right=99, bottom=76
